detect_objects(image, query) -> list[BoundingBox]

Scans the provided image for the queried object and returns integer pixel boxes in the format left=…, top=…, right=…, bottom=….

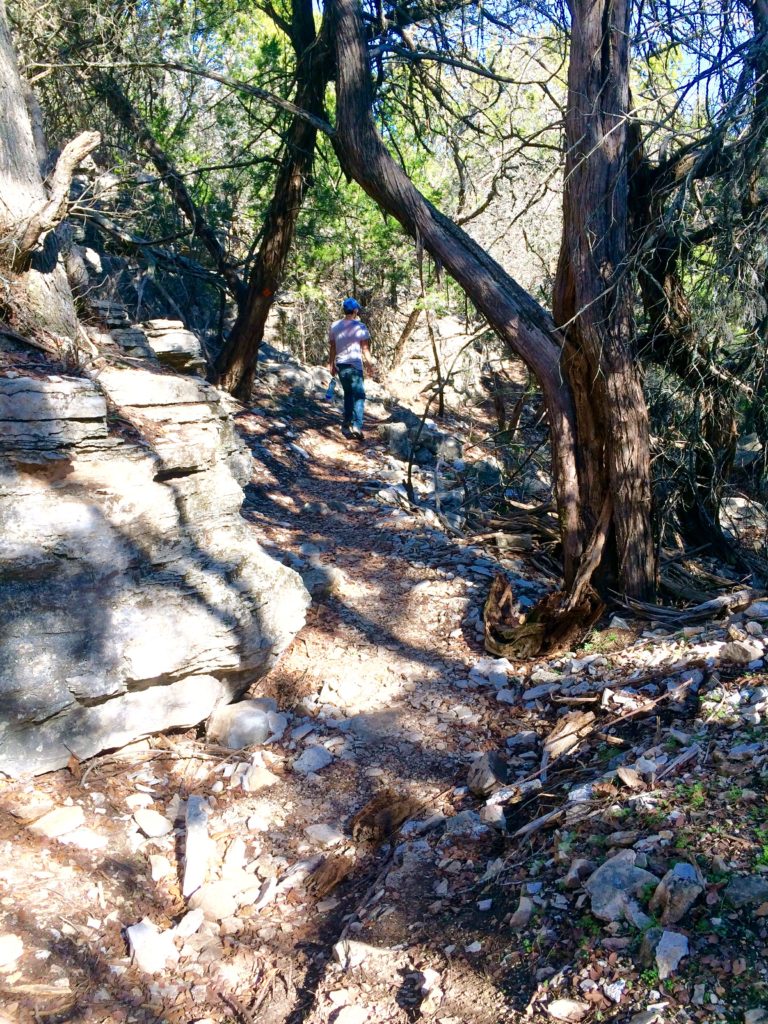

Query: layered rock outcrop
left=0, top=363, right=309, bottom=776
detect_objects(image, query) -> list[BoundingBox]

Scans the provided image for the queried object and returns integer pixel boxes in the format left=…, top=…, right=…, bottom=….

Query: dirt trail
left=2, top=364, right=766, bottom=1024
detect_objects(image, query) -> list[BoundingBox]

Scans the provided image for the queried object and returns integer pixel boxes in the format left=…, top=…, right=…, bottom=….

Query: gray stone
left=506, top=731, right=539, bottom=751
left=655, top=929, right=689, bottom=979
left=496, top=689, right=518, bottom=704
left=584, top=850, right=660, bottom=922
left=126, top=918, right=179, bottom=974
left=29, top=805, right=85, bottom=838
left=564, top=858, right=596, bottom=889
left=725, top=875, right=768, bottom=908
left=522, top=683, right=559, bottom=701
left=720, top=639, right=764, bottom=664
left=305, top=823, right=346, bottom=847
left=293, top=745, right=333, bottom=775
left=207, top=700, right=274, bottom=749
left=509, top=895, right=534, bottom=930
left=649, top=863, right=703, bottom=924
left=0, top=366, right=310, bottom=776
left=746, top=602, right=768, bottom=622
left=182, top=796, right=209, bottom=898
left=467, top=751, right=508, bottom=796
left=134, top=808, right=173, bottom=838
left=141, top=319, right=206, bottom=373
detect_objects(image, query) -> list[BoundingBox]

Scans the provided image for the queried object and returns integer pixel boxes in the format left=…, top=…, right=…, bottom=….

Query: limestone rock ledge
left=0, top=364, right=310, bottom=776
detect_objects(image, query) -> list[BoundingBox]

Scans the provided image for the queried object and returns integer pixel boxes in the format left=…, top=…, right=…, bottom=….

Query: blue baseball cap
left=342, top=297, right=360, bottom=312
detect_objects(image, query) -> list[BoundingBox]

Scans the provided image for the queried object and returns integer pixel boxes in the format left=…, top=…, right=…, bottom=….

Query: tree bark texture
left=552, top=0, right=655, bottom=597
left=214, top=0, right=326, bottom=400
left=0, top=0, right=79, bottom=338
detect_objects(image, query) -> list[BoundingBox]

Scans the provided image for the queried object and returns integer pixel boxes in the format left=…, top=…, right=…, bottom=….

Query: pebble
left=0, top=934, right=23, bottom=968
left=305, top=824, right=346, bottom=847
left=242, top=764, right=280, bottom=793
left=126, top=918, right=179, bottom=974
left=134, top=809, right=173, bottom=838
left=29, top=805, right=85, bottom=839
left=655, top=929, right=688, bottom=979
left=509, top=895, right=534, bottom=930
left=182, top=796, right=209, bottom=898
left=293, top=746, right=333, bottom=774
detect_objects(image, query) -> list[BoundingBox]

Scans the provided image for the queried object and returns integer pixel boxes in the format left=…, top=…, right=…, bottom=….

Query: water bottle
left=325, top=378, right=337, bottom=400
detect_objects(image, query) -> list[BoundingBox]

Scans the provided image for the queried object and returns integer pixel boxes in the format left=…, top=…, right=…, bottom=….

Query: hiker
left=328, top=297, right=374, bottom=439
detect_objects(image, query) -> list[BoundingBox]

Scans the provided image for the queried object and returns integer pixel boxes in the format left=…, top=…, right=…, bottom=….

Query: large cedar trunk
left=214, top=0, right=325, bottom=400
left=552, top=0, right=655, bottom=597
left=0, top=0, right=80, bottom=339
left=328, top=0, right=655, bottom=598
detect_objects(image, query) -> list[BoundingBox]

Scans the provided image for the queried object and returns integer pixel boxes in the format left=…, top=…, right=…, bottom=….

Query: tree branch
left=6, top=130, right=100, bottom=258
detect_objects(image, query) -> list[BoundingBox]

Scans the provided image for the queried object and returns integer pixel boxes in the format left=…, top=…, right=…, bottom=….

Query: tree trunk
left=328, top=0, right=655, bottom=598
left=0, top=0, right=80, bottom=339
left=552, top=0, right=655, bottom=597
left=214, top=0, right=325, bottom=400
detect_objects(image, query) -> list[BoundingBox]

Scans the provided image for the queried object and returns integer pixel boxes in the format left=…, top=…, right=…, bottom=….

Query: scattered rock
left=207, top=700, right=275, bottom=749
left=332, top=1008, right=370, bottom=1024
left=546, top=999, right=590, bottom=1022
left=584, top=850, right=659, bottom=922
left=467, top=751, right=508, bottom=796
left=182, top=796, right=210, bottom=898
left=293, top=746, right=334, bottom=775
left=0, top=934, right=23, bottom=968
left=725, top=875, right=768, bottom=908
left=126, top=918, right=179, bottom=974
left=720, top=639, right=764, bottom=664
left=242, top=763, right=280, bottom=793
left=564, top=858, right=596, bottom=889
left=649, top=862, right=703, bottom=924
left=28, top=805, right=85, bottom=839
left=133, top=808, right=173, bottom=838
left=509, top=895, right=534, bottom=930
left=655, top=929, right=689, bottom=979
left=305, top=824, right=346, bottom=847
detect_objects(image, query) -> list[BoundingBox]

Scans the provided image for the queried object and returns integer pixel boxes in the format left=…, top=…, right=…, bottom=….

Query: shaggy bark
left=552, top=0, right=655, bottom=598
left=0, top=0, right=80, bottom=338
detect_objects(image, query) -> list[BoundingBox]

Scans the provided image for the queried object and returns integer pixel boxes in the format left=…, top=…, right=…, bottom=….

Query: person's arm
left=361, top=326, right=376, bottom=373
left=361, top=338, right=373, bottom=370
left=329, top=332, right=336, bottom=374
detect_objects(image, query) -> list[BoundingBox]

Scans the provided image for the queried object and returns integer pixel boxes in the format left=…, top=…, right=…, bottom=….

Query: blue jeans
left=337, top=363, right=365, bottom=431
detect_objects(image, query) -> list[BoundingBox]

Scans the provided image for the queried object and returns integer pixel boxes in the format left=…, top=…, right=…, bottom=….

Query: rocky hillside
left=0, top=325, right=309, bottom=776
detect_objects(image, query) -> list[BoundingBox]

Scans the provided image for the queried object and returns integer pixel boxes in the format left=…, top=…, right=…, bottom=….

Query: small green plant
left=674, top=832, right=692, bottom=850
left=640, top=882, right=658, bottom=903
left=755, top=827, right=768, bottom=867
left=578, top=914, right=602, bottom=937
left=674, top=782, right=707, bottom=809
left=640, top=967, right=660, bottom=986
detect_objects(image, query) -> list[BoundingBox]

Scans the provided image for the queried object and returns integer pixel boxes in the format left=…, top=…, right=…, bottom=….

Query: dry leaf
left=546, top=998, right=591, bottom=1022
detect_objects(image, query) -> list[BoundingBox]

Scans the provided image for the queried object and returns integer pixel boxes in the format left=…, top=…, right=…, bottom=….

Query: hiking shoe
left=349, top=428, right=364, bottom=440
